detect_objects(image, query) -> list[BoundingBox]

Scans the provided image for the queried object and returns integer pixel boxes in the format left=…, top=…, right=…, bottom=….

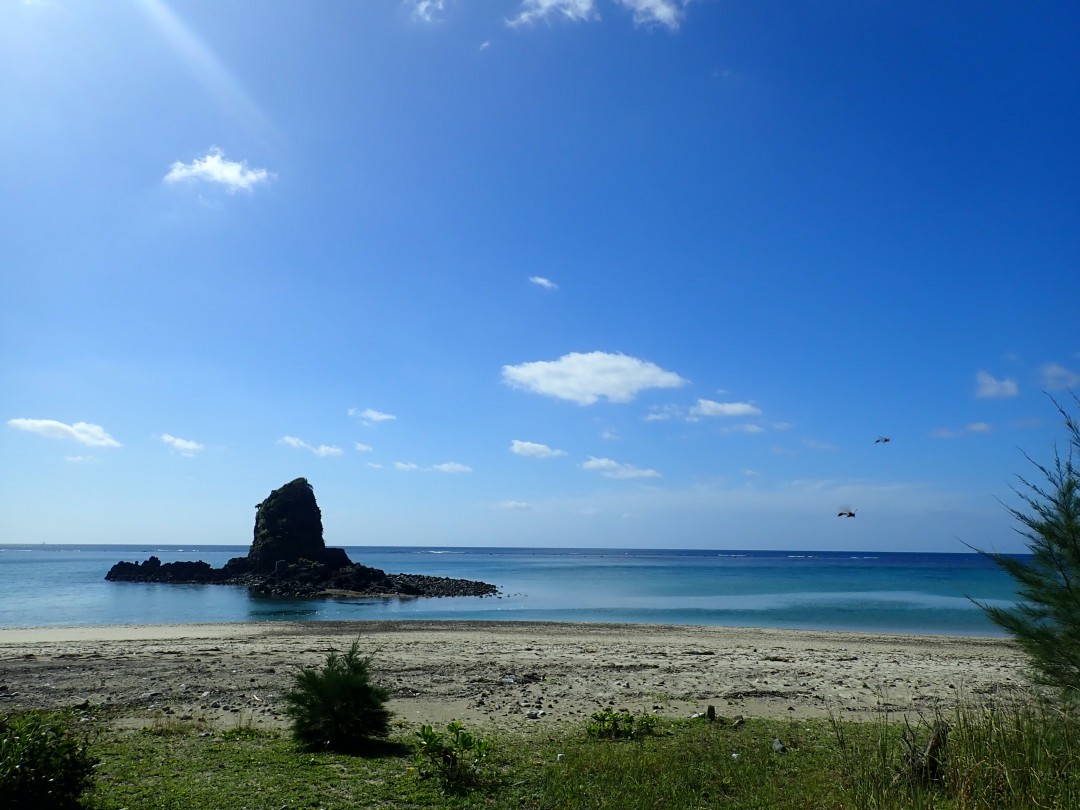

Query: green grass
left=59, top=700, right=1080, bottom=809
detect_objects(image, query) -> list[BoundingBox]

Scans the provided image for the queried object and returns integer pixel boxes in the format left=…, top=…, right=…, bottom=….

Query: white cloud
left=164, top=147, right=273, bottom=193
left=724, top=423, right=765, bottom=434
left=802, top=439, right=835, bottom=450
left=411, top=0, right=444, bottom=22
left=354, top=442, right=373, bottom=452
left=395, top=461, right=472, bottom=473
left=975, top=370, right=1018, bottom=399
left=508, top=0, right=597, bottom=27
left=615, top=0, right=684, bottom=30
left=1041, top=362, right=1080, bottom=391
left=496, top=500, right=532, bottom=510
left=510, top=439, right=566, bottom=458
left=503, top=351, right=686, bottom=405
left=529, top=275, right=558, bottom=290
left=278, top=436, right=343, bottom=457
left=432, top=462, right=472, bottom=473
left=64, top=455, right=98, bottom=463
left=645, top=404, right=681, bottom=422
left=366, top=462, right=384, bottom=469
left=349, top=407, right=397, bottom=424
left=600, top=429, right=620, bottom=440
left=161, top=433, right=204, bottom=456
left=931, top=423, right=992, bottom=439
left=689, top=399, right=762, bottom=418
left=581, top=456, right=660, bottom=479
left=8, top=418, right=121, bottom=447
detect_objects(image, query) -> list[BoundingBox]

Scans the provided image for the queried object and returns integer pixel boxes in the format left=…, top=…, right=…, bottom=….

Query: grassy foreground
left=46, top=699, right=1077, bottom=809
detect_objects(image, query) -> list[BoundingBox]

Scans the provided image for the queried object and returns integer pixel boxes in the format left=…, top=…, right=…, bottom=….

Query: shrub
left=281, top=639, right=392, bottom=752
left=413, top=721, right=492, bottom=791
left=586, top=708, right=660, bottom=740
left=0, top=710, right=98, bottom=809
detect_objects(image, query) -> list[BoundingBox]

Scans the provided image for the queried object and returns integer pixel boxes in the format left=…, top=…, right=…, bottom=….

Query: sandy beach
left=0, top=621, right=1032, bottom=732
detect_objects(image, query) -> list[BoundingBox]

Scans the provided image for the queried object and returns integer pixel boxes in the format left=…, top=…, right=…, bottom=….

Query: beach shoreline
left=0, top=621, right=1031, bottom=732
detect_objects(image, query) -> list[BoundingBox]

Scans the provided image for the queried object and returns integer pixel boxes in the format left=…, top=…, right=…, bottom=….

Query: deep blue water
left=0, top=545, right=1024, bottom=636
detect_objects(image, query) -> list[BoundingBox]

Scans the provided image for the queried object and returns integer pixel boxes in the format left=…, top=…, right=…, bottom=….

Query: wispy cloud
left=645, top=404, right=681, bottom=422
left=931, top=423, right=993, bottom=439
left=395, top=461, right=473, bottom=473
left=529, top=275, right=558, bottom=290
left=410, top=0, right=445, bottom=23
left=689, top=399, right=762, bottom=418
left=8, top=418, right=121, bottom=447
left=975, top=370, right=1018, bottom=399
left=508, top=0, right=687, bottom=29
left=615, top=0, right=685, bottom=30
left=1041, top=362, right=1080, bottom=391
left=581, top=456, right=660, bottom=479
left=278, top=436, right=343, bottom=457
left=164, top=147, right=274, bottom=193
left=432, top=462, right=472, bottom=473
left=349, top=407, right=397, bottom=424
left=721, top=423, right=765, bottom=434
left=802, top=439, right=835, bottom=450
left=64, top=455, right=99, bottom=463
left=495, top=500, right=532, bottom=510
left=354, top=442, right=373, bottom=452
left=503, top=351, right=686, bottom=405
left=510, top=439, right=566, bottom=458
left=508, top=0, right=597, bottom=27
left=161, top=433, right=204, bottom=457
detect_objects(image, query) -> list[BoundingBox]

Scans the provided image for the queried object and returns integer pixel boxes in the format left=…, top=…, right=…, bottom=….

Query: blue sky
left=2, top=1, right=1077, bottom=552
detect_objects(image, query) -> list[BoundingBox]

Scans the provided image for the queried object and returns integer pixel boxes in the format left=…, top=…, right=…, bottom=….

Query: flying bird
left=837, top=510, right=857, bottom=518
left=875, top=436, right=891, bottom=443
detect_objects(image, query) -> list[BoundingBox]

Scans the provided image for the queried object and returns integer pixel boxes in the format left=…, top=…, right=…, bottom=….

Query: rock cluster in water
left=105, top=478, right=497, bottom=599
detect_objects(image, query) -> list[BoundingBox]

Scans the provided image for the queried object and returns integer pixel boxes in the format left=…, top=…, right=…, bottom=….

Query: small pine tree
left=979, top=394, right=1080, bottom=702
left=0, top=710, right=99, bottom=809
left=282, top=639, right=393, bottom=752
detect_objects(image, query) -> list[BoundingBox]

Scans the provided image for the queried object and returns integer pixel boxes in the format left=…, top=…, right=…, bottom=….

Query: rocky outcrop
left=105, top=478, right=498, bottom=599
left=246, top=478, right=348, bottom=572
left=103, top=556, right=218, bottom=583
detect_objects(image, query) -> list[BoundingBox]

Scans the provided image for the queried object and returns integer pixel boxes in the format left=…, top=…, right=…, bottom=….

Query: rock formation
left=105, top=478, right=497, bottom=599
left=246, top=478, right=349, bottom=572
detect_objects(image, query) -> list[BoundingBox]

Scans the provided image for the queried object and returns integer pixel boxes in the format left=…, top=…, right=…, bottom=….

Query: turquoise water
left=0, top=545, right=1023, bottom=635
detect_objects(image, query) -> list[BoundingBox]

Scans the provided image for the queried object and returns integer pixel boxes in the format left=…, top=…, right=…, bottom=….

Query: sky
left=1, top=1, right=1078, bottom=552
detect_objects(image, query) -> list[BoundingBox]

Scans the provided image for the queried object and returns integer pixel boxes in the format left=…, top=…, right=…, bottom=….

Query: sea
left=0, top=545, right=1026, bottom=636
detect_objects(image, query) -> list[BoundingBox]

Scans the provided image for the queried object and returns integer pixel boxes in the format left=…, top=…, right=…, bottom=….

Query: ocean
left=0, top=545, right=1024, bottom=636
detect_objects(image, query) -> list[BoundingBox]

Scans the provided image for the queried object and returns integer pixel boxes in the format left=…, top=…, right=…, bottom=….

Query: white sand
left=0, top=621, right=1031, bottom=731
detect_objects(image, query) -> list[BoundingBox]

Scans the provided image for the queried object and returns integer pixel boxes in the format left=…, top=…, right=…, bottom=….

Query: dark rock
left=105, top=479, right=498, bottom=600
left=248, top=478, right=344, bottom=572
left=105, top=557, right=219, bottom=583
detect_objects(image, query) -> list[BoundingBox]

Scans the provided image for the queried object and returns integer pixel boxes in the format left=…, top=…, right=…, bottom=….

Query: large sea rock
left=245, top=478, right=350, bottom=572
left=105, top=478, right=497, bottom=599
